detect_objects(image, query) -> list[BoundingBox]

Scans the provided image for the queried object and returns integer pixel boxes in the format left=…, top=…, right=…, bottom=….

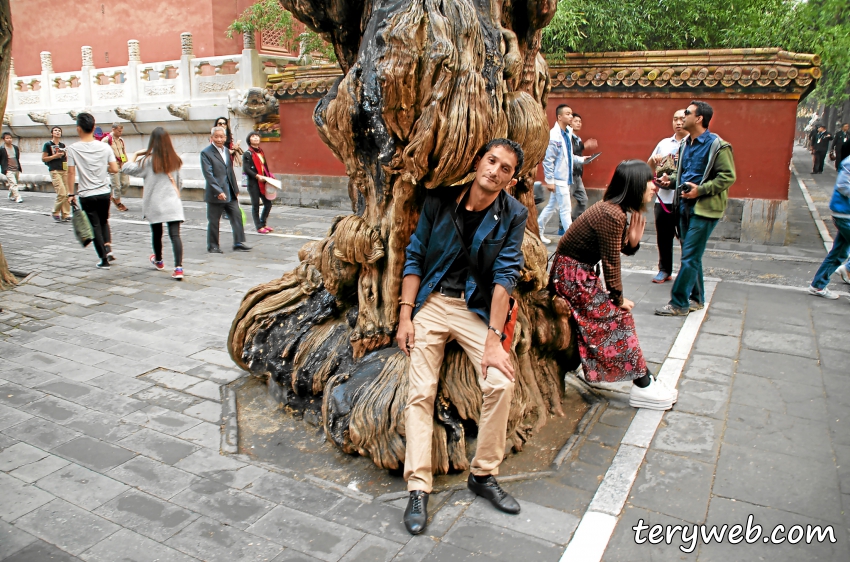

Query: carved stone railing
left=4, top=32, right=298, bottom=126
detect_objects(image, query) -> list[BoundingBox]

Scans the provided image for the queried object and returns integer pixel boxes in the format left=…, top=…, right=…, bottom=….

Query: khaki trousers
left=404, top=293, right=514, bottom=492
left=5, top=171, right=19, bottom=199
left=51, top=170, right=71, bottom=218
left=110, top=171, right=129, bottom=200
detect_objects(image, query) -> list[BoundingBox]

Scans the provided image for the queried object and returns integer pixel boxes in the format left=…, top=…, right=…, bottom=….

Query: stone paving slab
left=13, top=499, right=121, bottom=556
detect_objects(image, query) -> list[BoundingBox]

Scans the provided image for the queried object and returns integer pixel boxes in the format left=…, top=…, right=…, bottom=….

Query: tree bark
left=0, top=0, right=17, bottom=291
left=228, top=0, right=579, bottom=473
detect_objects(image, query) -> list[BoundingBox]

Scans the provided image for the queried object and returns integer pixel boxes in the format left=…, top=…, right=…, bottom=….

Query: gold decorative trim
left=266, top=48, right=820, bottom=102
left=547, top=48, right=820, bottom=98
left=267, top=65, right=343, bottom=101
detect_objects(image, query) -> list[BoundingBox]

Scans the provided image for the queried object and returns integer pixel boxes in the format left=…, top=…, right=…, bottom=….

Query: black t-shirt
left=439, top=203, right=492, bottom=292
left=572, top=135, right=585, bottom=178
left=43, top=141, right=66, bottom=172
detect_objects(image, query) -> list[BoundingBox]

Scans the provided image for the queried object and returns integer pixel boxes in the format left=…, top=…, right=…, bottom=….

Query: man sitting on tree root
left=396, top=139, right=529, bottom=535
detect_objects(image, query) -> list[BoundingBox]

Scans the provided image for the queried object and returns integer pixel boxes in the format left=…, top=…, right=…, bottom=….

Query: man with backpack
left=102, top=123, right=130, bottom=211
left=43, top=126, right=70, bottom=222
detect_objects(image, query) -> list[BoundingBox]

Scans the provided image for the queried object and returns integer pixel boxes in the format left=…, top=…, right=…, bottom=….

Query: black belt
left=436, top=284, right=464, bottom=299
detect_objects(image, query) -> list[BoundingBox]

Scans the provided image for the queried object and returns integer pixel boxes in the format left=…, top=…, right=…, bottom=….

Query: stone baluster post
left=80, top=46, right=94, bottom=108
left=241, top=29, right=263, bottom=90
left=39, top=51, right=53, bottom=108
left=179, top=32, right=194, bottom=101
left=126, top=40, right=140, bottom=104
left=7, top=57, right=16, bottom=112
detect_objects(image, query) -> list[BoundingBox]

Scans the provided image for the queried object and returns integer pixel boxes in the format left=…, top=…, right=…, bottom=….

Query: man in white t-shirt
left=648, top=109, right=687, bottom=283
left=67, top=113, right=120, bottom=269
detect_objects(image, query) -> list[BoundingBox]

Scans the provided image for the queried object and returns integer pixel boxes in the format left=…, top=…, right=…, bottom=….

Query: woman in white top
left=122, top=127, right=186, bottom=280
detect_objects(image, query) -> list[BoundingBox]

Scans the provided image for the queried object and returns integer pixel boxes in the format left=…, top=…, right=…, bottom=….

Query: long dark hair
left=140, top=127, right=182, bottom=174
left=603, top=160, right=652, bottom=213
left=215, top=116, right=233, bottom=149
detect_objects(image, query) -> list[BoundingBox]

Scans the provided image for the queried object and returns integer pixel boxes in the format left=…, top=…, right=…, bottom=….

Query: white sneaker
left=835, top=264, right=850, bottom=285
left=808, top=285, right=839, bottom=299
left=629, top=377, right=677, bottom=410
left=540, top=234, right=552, bottom=244
left=654, top=377, right=679, bottom=401
left=15, top=196, right=22, bottom=203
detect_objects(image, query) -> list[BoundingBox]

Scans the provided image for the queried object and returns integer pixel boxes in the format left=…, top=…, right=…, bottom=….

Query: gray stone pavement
left=0, top=178, right=849, bottom=561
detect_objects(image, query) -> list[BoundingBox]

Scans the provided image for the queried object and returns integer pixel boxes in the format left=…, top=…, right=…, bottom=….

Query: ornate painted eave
left=547, top=48, right=821, bottom=100
left=267, top=48, right=821, bottom=102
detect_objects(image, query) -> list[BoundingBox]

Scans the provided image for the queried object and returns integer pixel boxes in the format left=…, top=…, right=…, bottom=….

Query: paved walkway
left=0, top=173, right=848, bottom=561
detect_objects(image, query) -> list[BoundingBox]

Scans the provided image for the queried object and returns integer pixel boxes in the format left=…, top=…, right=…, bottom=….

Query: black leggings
left=80, top=193, right=111, bottom=260
left=151, top=222, right=183, bottom=267
left=248, top=184, right=272, bottom=230
left=654, top=201, right=677, bottom=275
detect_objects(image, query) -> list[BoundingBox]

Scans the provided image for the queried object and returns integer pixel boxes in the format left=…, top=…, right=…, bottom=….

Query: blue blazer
left=403, top=185, right=528, bottom=325
left=200, top=144, right=239, bottom=204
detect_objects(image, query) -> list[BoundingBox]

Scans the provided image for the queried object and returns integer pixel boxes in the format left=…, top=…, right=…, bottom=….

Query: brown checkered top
left=555, top=200, right=639, bottom=306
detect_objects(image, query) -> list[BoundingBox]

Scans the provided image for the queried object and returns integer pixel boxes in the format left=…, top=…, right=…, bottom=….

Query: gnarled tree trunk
left=228, top=0, right=579, bottom=474
left=0, top=0, right=17, bottom=291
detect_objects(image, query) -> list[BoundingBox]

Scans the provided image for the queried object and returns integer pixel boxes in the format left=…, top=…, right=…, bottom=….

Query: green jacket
left=671, top=135, right=736, bottom=219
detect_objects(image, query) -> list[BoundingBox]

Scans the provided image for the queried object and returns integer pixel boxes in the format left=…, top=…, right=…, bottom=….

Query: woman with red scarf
left=243, top=132, right=275, bottom=233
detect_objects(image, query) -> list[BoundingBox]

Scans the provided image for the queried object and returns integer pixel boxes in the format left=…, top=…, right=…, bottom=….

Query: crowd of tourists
left=1, top=114, right=281, bottom=277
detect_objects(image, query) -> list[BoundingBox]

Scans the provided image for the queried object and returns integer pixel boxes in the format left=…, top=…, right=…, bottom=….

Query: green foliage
left=542, top=0, right=850, bottom=104
left=227, top=0, right=336, bottom=62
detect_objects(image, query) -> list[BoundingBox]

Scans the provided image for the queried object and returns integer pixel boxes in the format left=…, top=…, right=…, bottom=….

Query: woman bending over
left=550, top=159, right=678, bottom=410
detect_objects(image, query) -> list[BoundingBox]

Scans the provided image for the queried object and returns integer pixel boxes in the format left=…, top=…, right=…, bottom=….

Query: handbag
left=448, top=204, right=518, bottom=352
left=71, top=201, right=94, bottom=247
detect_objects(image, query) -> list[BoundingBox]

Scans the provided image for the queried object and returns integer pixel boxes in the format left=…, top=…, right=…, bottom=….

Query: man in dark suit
left=832, top=123, right=850, bottom=171
left=201, top=126, right=250, bottom=253
left=810, top=124, right=833, bottom=174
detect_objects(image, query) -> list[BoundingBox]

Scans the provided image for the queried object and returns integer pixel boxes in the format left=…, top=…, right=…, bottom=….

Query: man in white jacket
left=538, top=104, right=577, bottom=243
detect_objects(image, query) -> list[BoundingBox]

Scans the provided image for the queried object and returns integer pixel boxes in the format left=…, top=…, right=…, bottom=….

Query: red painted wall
left=10, top=0, right=255, bottom=75
left=264, top=101, right=347, bottom=176
left=267, top=95, right=796, bottom=202
left=549, top=97, right=796, bottom=200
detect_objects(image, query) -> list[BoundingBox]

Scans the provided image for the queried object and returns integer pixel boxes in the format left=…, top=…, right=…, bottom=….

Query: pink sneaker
left=150, top=255, right=165, bottom=271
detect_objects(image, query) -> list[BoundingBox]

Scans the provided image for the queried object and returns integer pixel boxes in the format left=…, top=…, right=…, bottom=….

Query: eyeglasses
left=216, top=122, right=226, bottom=126
left=683, top=109, right=692, bottom=116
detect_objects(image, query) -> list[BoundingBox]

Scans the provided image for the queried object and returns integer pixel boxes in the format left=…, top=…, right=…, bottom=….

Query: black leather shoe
left=207, top=247, right=223, bottom=254
left=233, top=243, right=252, bottom=251
left=467, top=474, right=520, bottom=514
left=403, top=491, right=429, bottom=535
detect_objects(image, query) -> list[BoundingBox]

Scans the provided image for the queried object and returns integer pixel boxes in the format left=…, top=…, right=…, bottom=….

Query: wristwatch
left=488, top=325, right=506, bottom=342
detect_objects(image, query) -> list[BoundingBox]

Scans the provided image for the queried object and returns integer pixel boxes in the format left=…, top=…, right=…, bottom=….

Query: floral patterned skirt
left=550, top=254, right=647, bottom=383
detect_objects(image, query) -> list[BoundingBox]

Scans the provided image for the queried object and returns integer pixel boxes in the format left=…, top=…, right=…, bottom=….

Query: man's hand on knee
left=481, top=337, right=515, bottom=382
left=397, top=318, right=415, bottom=357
